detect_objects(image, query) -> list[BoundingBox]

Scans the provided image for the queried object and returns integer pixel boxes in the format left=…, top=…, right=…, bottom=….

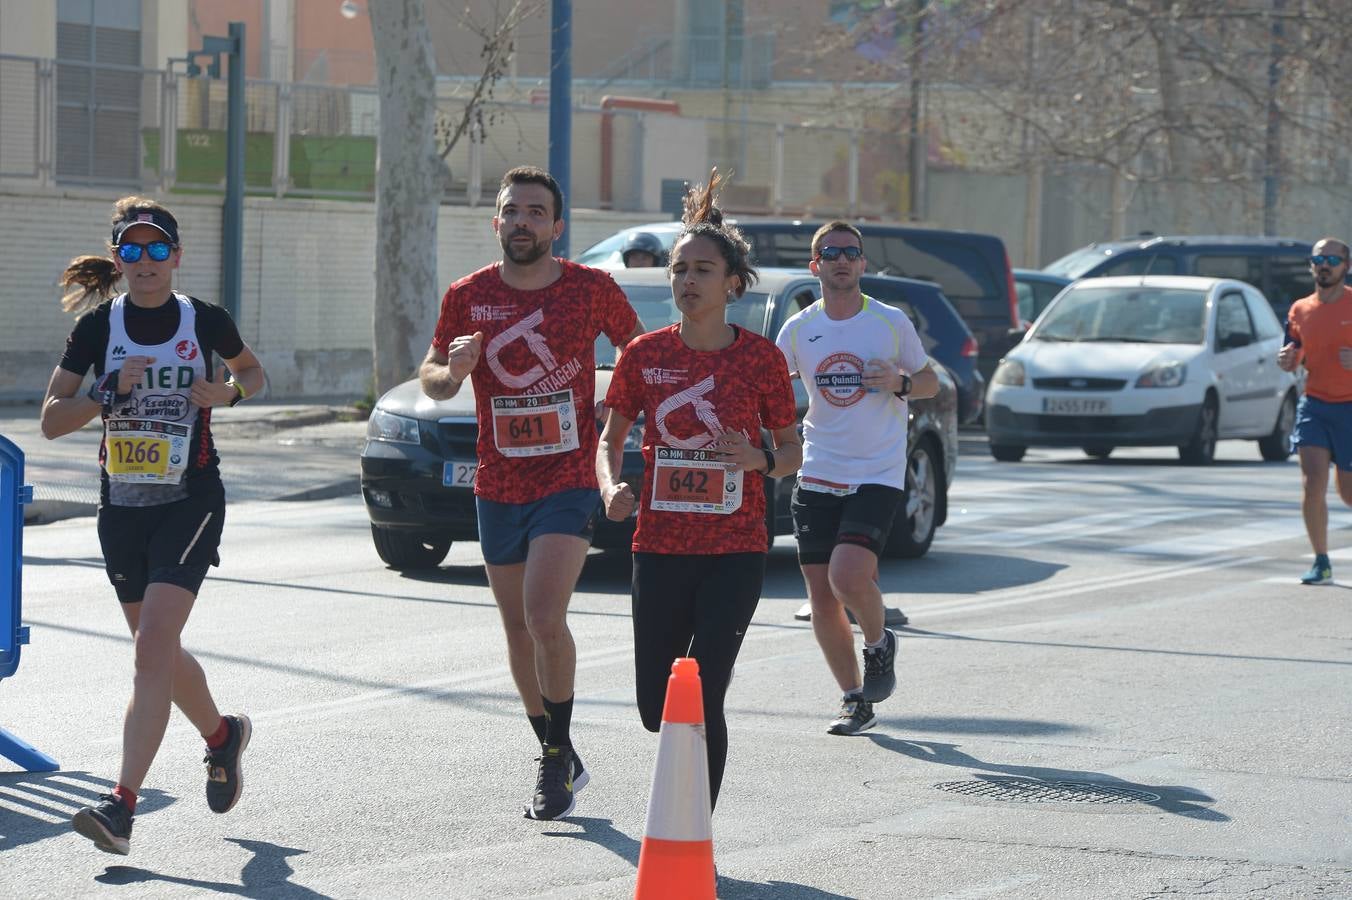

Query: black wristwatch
left=88, top=370, right=131, bottom=409
left=893, top=373, right=912, bottom=399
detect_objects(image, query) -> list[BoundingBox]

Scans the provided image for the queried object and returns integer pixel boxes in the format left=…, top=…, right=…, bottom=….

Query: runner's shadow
left=96, top=838, right=329, bottom=898
left=866, top=733, right=1227, bottom=821
left=540, top=817, right=856, bottom=898
left=0, top=771, right=171, bottom=852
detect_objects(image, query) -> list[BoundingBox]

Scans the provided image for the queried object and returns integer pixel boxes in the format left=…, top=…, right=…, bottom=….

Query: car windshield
left=1044, top=246, right=1115, bottom=279
left=1034, top=286, right=1207, bottom=345
left=594, top=284, right=771, bottom=365
left=574, top=230, right=675, bottom=267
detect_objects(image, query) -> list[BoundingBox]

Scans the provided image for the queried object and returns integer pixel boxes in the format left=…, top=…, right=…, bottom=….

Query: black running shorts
left=790, top=481, right=903, bottom=565
left=97, top=485, right=225, bottom=603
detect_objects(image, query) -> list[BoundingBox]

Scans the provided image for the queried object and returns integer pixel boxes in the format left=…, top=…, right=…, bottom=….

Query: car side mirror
left=1219, top=332, right=1252, bottom=350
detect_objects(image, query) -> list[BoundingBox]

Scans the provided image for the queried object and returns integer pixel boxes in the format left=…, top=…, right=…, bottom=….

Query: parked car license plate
left=442, top=460, right=477, bottom=487
left=1041, top=397, right=1110, bottom=415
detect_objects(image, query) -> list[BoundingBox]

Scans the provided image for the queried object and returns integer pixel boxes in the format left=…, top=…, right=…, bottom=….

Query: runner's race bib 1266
left=651, top=446, right=743, bottom=514
left=491, top=389, right=580, bottom=457
left=104, top=418, right=191, bottom=483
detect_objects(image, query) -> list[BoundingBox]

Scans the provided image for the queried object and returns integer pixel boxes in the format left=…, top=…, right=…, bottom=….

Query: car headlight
left=366, top=408, right=421, bottom=444
left=1136, top=362, right=1187, bottom=388
left=992, top=359, right=1026, bottom=386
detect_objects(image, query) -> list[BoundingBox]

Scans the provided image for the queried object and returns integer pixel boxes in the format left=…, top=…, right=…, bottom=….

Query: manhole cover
left=934, top=778, right=1160, bottom=804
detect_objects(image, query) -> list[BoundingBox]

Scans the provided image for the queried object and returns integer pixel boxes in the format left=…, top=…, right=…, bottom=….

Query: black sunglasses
left=1310, top=254, right=1345, bottom=267
left=816, top=246, right=863, bottom=262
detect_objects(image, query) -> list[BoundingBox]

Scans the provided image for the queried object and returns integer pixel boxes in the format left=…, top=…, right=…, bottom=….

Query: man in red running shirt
left=420, top=167, right=643, bottom=820
left=1280, top=237, right=1352, bottom=585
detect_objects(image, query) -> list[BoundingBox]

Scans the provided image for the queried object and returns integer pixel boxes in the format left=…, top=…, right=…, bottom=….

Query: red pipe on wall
left=599, top=96, right=680, bottom=209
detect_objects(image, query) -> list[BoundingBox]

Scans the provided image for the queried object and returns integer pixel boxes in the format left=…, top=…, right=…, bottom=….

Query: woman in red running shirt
left=597, top=171, right=802, bottom=808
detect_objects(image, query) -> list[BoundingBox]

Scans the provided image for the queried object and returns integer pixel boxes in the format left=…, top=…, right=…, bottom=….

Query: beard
left=501, top=230, right=551, bottom=265
left=1316, top=270, right=1340, bottom=287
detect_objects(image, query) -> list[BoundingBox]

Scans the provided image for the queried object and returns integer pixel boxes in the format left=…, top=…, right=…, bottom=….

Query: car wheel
left=1178, top=396, right=1218, bottom=465
left=370, top=524, right=451, bottom=570
left=1083, top=445, right=1114, bottom=459
left=884, top=438, right=942, bottom=559
left=990, top=443, right=1026, bottom=462
left=1258, top=392, right=1296, bottom=462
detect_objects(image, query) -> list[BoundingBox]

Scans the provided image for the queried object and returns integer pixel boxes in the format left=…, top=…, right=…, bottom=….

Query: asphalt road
left=2, top=437, right=1351, bottom=898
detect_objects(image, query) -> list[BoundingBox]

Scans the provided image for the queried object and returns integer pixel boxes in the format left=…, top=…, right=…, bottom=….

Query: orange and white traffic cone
left=634, top=657, right=716, bottom=900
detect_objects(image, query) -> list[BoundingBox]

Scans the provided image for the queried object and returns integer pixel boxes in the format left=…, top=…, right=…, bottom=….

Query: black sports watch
left=893, top=373, right=913, bottom=399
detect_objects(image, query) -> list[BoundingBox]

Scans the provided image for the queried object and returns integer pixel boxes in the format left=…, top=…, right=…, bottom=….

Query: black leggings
left=632, top=551, right=765, bottom=809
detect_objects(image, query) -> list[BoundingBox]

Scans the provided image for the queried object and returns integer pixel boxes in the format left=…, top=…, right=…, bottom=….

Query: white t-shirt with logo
left=775, top=295, right=928, bottom=490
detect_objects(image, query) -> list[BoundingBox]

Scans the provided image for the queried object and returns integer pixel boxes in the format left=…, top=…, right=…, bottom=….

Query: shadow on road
left=865, top=732, right=1227, bottom=821
left=0, top=771, right=171, bottom=852
left=541, top=817, right=856, bottom=898
left=96, top=838, right=327, bottom=898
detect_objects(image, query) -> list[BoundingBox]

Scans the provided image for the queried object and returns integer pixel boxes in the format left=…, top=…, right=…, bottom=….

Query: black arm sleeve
left=58, top=307, right=110, bottom=377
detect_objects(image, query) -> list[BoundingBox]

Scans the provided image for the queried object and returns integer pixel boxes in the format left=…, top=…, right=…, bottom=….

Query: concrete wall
left=0, top=186, right=656, bottom=401
left=0, top=0, right=56, bottom=58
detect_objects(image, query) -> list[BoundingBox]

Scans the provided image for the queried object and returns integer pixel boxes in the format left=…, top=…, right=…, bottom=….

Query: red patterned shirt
left=606, top=324, right=798, bottom=554
left=432, top=260, right=638, bottom=503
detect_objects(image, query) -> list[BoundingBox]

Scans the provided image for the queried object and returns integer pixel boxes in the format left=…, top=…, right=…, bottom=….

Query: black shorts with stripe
left=97, top=483, right=225, bottom=603
left=791, top=481, right=903, bottom=565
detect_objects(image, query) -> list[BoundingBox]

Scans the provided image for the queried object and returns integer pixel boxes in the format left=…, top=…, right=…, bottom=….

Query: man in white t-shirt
left=775, top=221, right=939, bottom=736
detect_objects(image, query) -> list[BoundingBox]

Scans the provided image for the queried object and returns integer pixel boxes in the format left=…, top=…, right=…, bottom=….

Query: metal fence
left=0, top=52, right=914, bottom=220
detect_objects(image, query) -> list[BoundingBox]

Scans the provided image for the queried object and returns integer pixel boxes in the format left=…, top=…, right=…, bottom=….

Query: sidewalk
left=0, top=402, right=370, bottom=525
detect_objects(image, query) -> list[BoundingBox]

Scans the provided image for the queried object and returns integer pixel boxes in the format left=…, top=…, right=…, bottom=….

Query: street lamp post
left=170, top=23, right=246, bottom=323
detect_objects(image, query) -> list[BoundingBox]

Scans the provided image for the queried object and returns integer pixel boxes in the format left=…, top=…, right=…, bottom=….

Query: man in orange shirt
left=1278, top=237, right=1352, bottom=584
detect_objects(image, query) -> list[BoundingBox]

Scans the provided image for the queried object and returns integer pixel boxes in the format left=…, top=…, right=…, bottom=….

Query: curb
left=24, top=499, right=95, bottom=526
left=275, top=477, right=362, bottom=502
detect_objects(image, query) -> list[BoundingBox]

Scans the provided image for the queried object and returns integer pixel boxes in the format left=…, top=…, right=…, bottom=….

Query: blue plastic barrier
left=0, top=434, right=59, bottom=771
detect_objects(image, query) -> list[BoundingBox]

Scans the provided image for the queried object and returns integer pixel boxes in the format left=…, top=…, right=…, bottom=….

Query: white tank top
left=102, top=293, right=205, bottom=506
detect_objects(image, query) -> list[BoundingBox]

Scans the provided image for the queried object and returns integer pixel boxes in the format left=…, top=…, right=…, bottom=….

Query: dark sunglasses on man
left=116, top=241, right=175, bottom=263
left=816, top=246, right=863, bottom=262
left=1309, top=253, right=1344, bottom=267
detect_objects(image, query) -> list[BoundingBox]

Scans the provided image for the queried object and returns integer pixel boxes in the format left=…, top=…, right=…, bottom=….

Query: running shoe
left=861, top=628, right=897, bottom=702
left=528, top=743, right=576, bottom=820
left=72, top=794, right=133, bottom=855
left=827, top=696, right=877, bottom=736
left=204, top=713, right=252, bottom=814
left=571, top=747, right=590, bottom=794
left=1301, top=557, right=1333, bottom=585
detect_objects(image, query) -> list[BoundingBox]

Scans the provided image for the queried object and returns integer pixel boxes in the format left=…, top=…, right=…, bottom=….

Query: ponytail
left=59, top=255, right=122, bottom=315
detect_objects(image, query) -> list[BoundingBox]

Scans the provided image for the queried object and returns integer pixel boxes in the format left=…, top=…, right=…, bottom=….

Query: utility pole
left=548, top=0, right=572, bottom=256
left=1263, top=0, right=1284, bottom=236
left=171, top=23, right=245, bottom=322
left=907, top=0, right=927, bottom=221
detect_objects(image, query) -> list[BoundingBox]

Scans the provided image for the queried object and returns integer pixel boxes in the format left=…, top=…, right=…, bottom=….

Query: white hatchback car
left=984, top=276, right=1299, bottom=464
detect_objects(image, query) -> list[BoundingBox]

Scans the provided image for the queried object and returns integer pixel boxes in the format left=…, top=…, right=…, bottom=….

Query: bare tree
left=366, top=0, right=541, bottom=397
left=369, top=0, right=440, bottom=397
left=433, top=1, right=542, bottom=162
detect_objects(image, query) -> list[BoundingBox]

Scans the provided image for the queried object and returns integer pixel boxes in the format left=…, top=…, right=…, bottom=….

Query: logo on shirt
left=814, top=352, right=867, bottom=408
left=175, top=339, right=199, bottom=361
left=642, top=367, right=688, bottom=386
left=655, top=375, right=728, bottom=449
left=119, top=393, right=190, bottom=421
left=485, top=307, right=582, bottom=393
left=470, top=304, right=515, bottom=323
left=111, top=345, right=127, bottom=360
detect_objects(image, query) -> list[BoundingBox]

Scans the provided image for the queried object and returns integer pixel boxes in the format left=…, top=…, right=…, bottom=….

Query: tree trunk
left=369, top=0, right=440, bottom=397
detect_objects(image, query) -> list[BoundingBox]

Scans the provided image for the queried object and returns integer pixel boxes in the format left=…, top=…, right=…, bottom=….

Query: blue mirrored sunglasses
left=116, top=241, right=174, bottom=263
left=1310, top=254, right=1344, bottom=267
left=816, top=245, right=863, bottom=262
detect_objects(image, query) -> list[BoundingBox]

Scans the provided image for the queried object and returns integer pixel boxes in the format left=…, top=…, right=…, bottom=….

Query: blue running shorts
left=1292, top=395, right=1352, bottom=470
left=475, top=487, right=599, bottom=566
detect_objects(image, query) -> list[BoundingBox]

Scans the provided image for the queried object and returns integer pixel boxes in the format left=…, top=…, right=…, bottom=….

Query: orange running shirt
left=1287, top=286, right=1352, bottom=403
